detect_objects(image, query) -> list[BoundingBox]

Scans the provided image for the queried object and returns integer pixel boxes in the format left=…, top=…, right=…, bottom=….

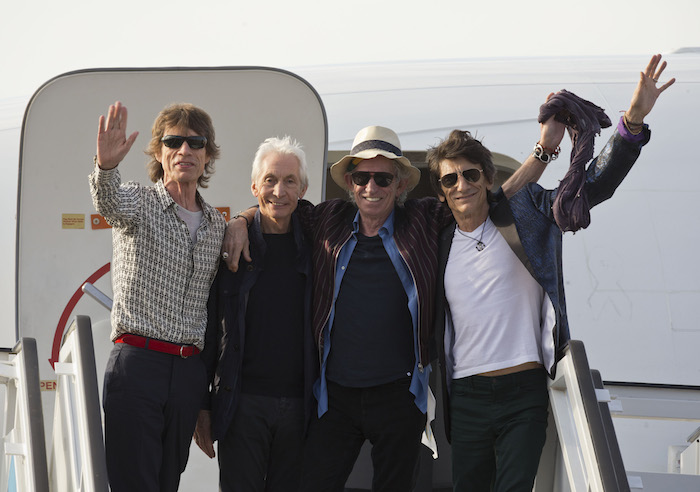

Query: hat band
left=351, top=140, right=403, bottom=157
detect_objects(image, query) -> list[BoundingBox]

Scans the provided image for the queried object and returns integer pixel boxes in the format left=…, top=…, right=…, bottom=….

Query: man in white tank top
left=428, top=55, right=675, bottom=491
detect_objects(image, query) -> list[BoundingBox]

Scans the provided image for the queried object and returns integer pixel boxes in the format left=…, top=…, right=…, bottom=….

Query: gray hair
left=251, top=136, right=309, bottom=188
left=346, top=160, right=411, bottom=207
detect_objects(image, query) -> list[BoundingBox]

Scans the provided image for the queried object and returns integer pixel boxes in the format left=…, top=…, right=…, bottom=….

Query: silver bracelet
left=532, top=143, right=560, bottom=164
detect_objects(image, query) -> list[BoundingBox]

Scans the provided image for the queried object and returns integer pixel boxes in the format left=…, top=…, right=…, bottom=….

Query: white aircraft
left=1, top=49, right=699, bottom=491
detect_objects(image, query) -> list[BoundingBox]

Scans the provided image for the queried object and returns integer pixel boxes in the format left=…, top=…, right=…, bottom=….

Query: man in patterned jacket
left=90, top=101, right=226, bottom=492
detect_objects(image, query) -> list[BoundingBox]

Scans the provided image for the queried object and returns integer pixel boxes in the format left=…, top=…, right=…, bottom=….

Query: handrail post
left=0, top=339, right=50, bottom=492
left=49, top=315, right=109, bottom=492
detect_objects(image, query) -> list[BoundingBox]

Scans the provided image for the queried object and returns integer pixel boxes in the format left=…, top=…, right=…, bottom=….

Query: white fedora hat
left=330, top=126, right=421, bottom=191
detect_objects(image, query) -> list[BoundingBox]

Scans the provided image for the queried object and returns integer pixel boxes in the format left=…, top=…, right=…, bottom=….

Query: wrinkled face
left=251, top=152, right=306, bottom=223
left=156, top=126, right=209, bottom=186
left=344, top=156, right=407, bottom=224
left=438, top=157, right=492, bottom=217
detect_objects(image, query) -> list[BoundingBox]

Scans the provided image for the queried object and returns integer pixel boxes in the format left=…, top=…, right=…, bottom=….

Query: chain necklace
left=456, top=219, right=488, bottom=251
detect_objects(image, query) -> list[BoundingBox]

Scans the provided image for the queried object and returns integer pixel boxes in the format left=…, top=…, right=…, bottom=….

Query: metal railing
left=49, top=315, right=108, bottom=492
left=540, top=339, right=630, bottom=492
left=0, top=339, right=49, bottom=492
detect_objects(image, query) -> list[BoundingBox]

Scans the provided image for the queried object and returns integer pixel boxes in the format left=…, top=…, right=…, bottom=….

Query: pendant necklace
left=456, top=219, right=487, bottom=252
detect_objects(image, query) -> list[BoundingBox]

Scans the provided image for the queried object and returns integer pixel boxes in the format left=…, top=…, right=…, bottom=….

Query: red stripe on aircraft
left=49, top=262, right=111, bottom=368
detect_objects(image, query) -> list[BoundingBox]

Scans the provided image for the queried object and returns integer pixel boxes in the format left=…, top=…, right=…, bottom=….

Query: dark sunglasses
left=350, top=171, right=396, bottom=188
left=438, top=168, right=483, bottom=188
left=161, top=135, right=207, bottom=150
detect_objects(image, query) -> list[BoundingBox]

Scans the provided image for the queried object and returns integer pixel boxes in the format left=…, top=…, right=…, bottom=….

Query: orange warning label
left=216, top=207, right=231, bottom=221
left=91, top=214, right=112, bottom=229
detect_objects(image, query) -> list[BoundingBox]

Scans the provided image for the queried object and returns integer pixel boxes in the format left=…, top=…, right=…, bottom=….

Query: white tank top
left=444, top=217, right=544, bottom=379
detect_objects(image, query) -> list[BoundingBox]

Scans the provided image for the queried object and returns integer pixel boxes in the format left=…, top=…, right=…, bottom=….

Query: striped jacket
left=296, top=197, right=452, bottom=366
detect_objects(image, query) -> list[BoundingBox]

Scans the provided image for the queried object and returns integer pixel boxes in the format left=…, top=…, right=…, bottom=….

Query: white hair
left=251, top=136, right=308, bottom=188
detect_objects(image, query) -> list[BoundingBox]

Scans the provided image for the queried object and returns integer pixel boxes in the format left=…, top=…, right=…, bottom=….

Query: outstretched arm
left=95, top=101, right=139, bottom=169
left=501, top=94, right=566, bottom=198
left=624, top=54, right=675, bottom=129
left=504, top=54, right=675, bottom=200
left=89, top=101, right=142, bottom=226
left=585, top=54, right=675, bottom=208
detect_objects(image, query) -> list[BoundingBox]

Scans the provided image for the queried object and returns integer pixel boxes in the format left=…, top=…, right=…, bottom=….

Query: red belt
left=115, top=334, right=200, bottom=358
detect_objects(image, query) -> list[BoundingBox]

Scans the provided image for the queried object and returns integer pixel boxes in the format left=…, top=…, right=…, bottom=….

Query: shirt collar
left=155, top=179, right=175, bottom=211
left=155, top=179, right=211, bottom=219
left=351, top=208, right=396, bottom=236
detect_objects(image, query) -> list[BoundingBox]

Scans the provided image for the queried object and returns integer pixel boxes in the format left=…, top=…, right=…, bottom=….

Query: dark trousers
left=450, top=368, right=549, bottom=492
left=102, top=343, right=207, bottom=492
left=300, top=378, right=426, bottom=492
left=218, top=393, right=305, bottom=492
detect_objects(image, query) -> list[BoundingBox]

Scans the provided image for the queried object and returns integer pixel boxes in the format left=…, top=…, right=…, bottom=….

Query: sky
left=3, top=0, right=700, bottom=100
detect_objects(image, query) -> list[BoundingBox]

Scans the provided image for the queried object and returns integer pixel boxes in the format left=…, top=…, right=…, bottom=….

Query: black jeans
left=102, top=343, right=207, bottom=492
left=300, top=378, right=426, bottom=492
left=450, top=368, right=549, bottom=492
left=218, top=393, right=304, bottom=492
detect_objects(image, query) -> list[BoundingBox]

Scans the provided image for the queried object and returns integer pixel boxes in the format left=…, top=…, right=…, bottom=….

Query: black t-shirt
left=242, top=232, right=305, bottom=397
left=327, top=233, right=414, bottom=387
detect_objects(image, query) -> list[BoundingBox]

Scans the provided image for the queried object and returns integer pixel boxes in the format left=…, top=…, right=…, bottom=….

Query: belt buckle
left=180, top=345, right=189, bottom=359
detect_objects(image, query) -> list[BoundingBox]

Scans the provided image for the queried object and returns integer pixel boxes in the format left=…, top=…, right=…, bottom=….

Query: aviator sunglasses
left=161, top=135, right=208, bottom=150
left=350, top=171, right=396, bottom=187
left=438, top=168, right=483, bottom=188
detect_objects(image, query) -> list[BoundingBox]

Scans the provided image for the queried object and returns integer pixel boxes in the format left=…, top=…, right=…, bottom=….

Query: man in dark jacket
left=430, top=55, right=674, bottom=491
left=195, top=136, right=318, bottom=492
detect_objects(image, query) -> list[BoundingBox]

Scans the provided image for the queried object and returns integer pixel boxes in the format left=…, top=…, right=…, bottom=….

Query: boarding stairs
left=0, top=316, right=108, bottom=491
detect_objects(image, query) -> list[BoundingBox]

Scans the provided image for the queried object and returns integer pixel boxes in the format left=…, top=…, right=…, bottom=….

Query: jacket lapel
left=490, top=197, right=535, bottom=279
left=438, top=223, right=455, bottom=285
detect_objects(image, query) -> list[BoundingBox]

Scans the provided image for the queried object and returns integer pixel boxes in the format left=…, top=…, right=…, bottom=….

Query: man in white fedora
left=296, top=125, right=449, bottom=490
left=223, top=117, right=566, bottom=490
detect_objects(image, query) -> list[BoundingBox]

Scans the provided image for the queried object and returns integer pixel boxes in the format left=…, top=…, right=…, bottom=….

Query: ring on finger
left=222, top=252, right=229, bottom=259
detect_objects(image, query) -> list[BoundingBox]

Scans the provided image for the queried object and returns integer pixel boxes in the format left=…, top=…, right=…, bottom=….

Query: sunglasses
left=350, top=171, right=396, bottom=188
left=161, top=135, right=207, bottom=150
left=438, top=168, right=483, bottom=188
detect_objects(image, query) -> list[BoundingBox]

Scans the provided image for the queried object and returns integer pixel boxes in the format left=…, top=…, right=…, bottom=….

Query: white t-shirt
left=177, top=206, right=203, bottom=243
left=444, top=217, right=545, bottom=379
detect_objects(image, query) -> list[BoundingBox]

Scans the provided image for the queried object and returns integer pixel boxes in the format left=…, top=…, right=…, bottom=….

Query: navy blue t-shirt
left=327, top=233, right=414, bottom=387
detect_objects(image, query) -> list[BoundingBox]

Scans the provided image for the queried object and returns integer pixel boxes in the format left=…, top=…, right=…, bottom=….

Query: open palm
left=96, top=101, right=139, bottom=169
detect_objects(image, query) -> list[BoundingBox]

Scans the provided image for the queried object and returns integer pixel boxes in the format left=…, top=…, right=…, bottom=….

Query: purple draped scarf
left=538, top=90, right=611, bottom=232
